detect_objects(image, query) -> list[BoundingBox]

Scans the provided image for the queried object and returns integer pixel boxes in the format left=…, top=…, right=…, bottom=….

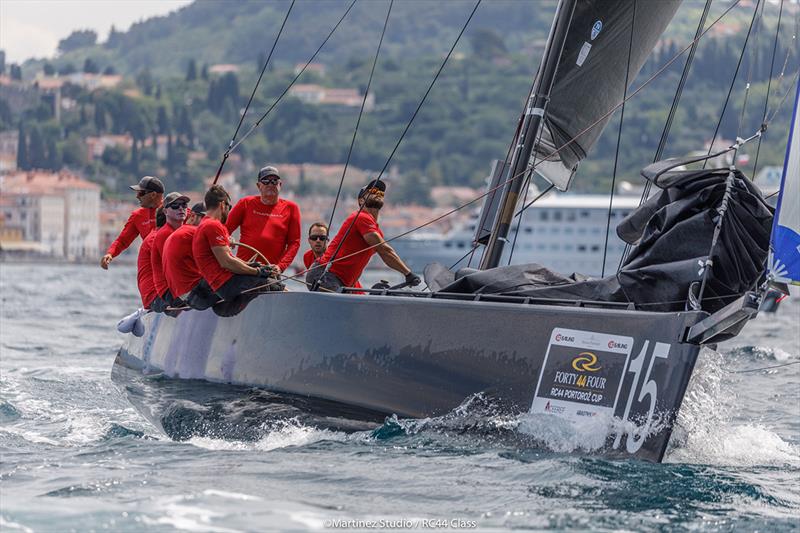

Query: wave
left=186, top=418, right=348, bottom=452
left=666, top=348, right=800, bottom=467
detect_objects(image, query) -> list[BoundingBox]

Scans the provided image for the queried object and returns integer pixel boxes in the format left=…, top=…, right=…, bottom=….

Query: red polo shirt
left=226, top=196, right=301, bottom=271
left=164, top=225, right=201, bottom=297
left=107, top=207, right=156, bottom=257
left=192, top=218, right=234, bottom=291
left=319, top=211, right=382, bottom=287
left=303, top=249, right=318, bottom=269
left=150, top=224, right=178, bottom=297
left=136, top=231, right=158, bottom=308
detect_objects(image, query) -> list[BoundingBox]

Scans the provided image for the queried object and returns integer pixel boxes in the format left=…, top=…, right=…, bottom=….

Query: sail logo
left=572, top=352, right=601, bottom=372
left=591, top=21, right=603, bottom=40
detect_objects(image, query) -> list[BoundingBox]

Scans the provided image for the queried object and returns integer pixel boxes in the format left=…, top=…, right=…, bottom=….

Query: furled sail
left=768, top=78, right=800, bottom=285
left=533, top=0, right=682, bottom=190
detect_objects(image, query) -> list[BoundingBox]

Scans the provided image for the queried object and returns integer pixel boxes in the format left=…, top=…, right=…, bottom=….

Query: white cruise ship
left=391, top=194, right=643, bottom=276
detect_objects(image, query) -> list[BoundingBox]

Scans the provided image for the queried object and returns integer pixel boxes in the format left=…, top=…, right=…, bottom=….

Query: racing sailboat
left=113, top=0, right=795, bottom=462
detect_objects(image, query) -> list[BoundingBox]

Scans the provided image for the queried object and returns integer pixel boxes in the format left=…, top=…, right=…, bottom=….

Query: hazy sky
left=1, top=0, right=193, bottom=64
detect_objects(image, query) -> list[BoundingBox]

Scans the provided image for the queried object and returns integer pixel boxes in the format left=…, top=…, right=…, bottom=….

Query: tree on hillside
left=469, top=28, right=507, bottom=61
left=83, top=58, right=100, bottom=74
left=58, top=63, right=76, bottom=76
left=103, top=65, right=116, bottom=75
left=106, top=26, right=122, bottom=49
left=201, top=64, right=208, bottom=80
left=0, top=99, right=12, bottom=130
left=0, top=50, right=5, bottom=75
left=10, top=64, right=21, bottom=81
left=45, top=136, right=60, bottom=170
left=136, top=68, right=154, bottom=96
left=28, top=127, right=46, bottom=169
left=16, top=123, right=28, bottom=170
left=94, top=104, right=107, bottom=132
left=157, top=106, right=170, bottom=134
left=186, top=59, right=197, bottom=81
left=58, top=30, right=97, bottom=54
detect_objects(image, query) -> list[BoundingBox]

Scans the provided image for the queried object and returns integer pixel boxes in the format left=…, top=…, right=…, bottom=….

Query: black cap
left=358, top=178, right=386, bottom=199
left=191, top=202, right=207, bottom=215
left=130, top=176, right=165, bottom=194
left=257, top=166, right=281, bottom=181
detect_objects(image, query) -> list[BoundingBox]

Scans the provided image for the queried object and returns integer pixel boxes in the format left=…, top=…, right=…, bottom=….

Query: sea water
left=1, top=263, right=798, bottom=532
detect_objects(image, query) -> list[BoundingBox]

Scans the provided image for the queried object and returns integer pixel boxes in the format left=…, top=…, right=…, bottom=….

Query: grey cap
left=163, top=192, right=191, bottom=206
left=257, top=166, right=281, bottom=181
left=191, top=202, right=207, bottom=215
left=130, top=176, right=164, bottom=194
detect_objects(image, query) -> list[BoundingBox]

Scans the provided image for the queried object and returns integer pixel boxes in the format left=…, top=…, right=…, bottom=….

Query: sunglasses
left=136, top=190, right=153, bottom=197
left=259, top=177, right=280, bottom=185
left=166, top=202, right=188, bottom=210
left=308, top=235, right=328, bottom=241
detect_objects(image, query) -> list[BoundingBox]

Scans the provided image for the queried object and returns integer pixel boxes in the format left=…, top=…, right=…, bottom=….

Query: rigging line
left=325, top=0, right=744, bottom=276
left=752, top=0, right=785, bottom=178
left=269, top=0, right=751, bottom=286
left=620, top=0, right=713, bottom=271
left=506, top=65, right=542, bottom=266
left=327, top=0, right=393, bottom=235
left=507, top=169, right=531, bottom=266
left=728, top=361, right=800, bottom=374
left=450, top=242, right=481, bottom=270
left=703, top=0, right=762, bottom=169
left=513, top=184, right=555, bottom=219
left=212, top=0, right=295, bottom=184
left=371, top=0, right=482, bottom=182
left=766, top=69, right=800, bottom=123
left=736, top=0, right=766, bottom=139
left=317, top=0, right=481, bottom=277
left=602, top=0, right=636, bottom=278
left=227, top=0, right=358, bottom=156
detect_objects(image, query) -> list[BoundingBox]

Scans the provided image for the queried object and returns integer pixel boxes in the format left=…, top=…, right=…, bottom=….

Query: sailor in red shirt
left=309, top=179, right=420, bottom=292
left=163, top=203, right=206, bottom=301
left=136, top=209, right=166, bottom=309
left=101, top=176, right=164, bottom=269
left=303, top=222, right=329, bottom=269
left=187, top=185, right=281, bottom=311
left=226, top=166, right=301, bottom=274
left=149, top=192, right=191, bottom=313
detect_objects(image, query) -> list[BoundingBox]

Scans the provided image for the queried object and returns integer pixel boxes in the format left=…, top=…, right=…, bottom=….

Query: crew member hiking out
left=149, top=192, right=191, bottom=313
left=136, top=208, right=166, bottom=309
left=226, top=166, right=301, bottom=275
left=308, top=179, right=421, bottom=293
left=190, top=185, right=283, bottom=311
left=163, top=203, right=206, bottom=304
left=101, top=176, right=164, bottom=269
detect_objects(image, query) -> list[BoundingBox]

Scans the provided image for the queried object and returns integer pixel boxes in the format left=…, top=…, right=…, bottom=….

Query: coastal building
left=1, top=170, right=100, bottom=259
left=0, top=131, right=19, bottom=172
left=289, top=84, right=375, bottom=110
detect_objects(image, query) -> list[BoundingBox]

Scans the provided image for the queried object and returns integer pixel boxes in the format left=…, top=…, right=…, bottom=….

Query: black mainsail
left=534, top=0, right=682, bottom=191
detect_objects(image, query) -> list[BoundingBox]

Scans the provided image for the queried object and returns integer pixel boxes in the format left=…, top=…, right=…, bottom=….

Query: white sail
left=768, top=77, right=800, bottom=284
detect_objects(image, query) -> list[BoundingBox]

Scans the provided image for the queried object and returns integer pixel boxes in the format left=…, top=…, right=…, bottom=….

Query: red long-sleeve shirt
left=225, top=196, right=301, bottom=271
left=136, top=231, right=158, bottom=309
left=150, top=224, right=178, bottom=297
left=106, top=207, right=157, bottom=257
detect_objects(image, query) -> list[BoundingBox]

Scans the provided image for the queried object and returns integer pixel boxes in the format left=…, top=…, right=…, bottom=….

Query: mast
left=480, top=0, right=577, bottom=270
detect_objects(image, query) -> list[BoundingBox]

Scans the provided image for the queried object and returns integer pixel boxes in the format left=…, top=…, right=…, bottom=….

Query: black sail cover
left=429, top=166, right=774, bottom=313
left=535, top=0, right=682, bottom=190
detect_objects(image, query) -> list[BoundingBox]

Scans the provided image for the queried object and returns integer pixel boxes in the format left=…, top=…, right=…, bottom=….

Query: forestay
left=768, top=78, right=800, bottom=285
left=533, top=0, right=681, bottom=190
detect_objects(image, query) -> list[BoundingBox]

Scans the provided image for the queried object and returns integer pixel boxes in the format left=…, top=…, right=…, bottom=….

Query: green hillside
left=4, top=0, right=797, bottom=201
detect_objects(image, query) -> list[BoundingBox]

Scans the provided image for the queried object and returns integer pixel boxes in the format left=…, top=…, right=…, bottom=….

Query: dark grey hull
left=115, top=291, right=707, bottom=462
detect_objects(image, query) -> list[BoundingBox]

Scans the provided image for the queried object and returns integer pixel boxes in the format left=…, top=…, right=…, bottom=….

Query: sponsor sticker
left=576, top=42, right=592, bottom=67
left=591, top=20, right=603, bottom=40
left=531, top=328, right=633, bottom=419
